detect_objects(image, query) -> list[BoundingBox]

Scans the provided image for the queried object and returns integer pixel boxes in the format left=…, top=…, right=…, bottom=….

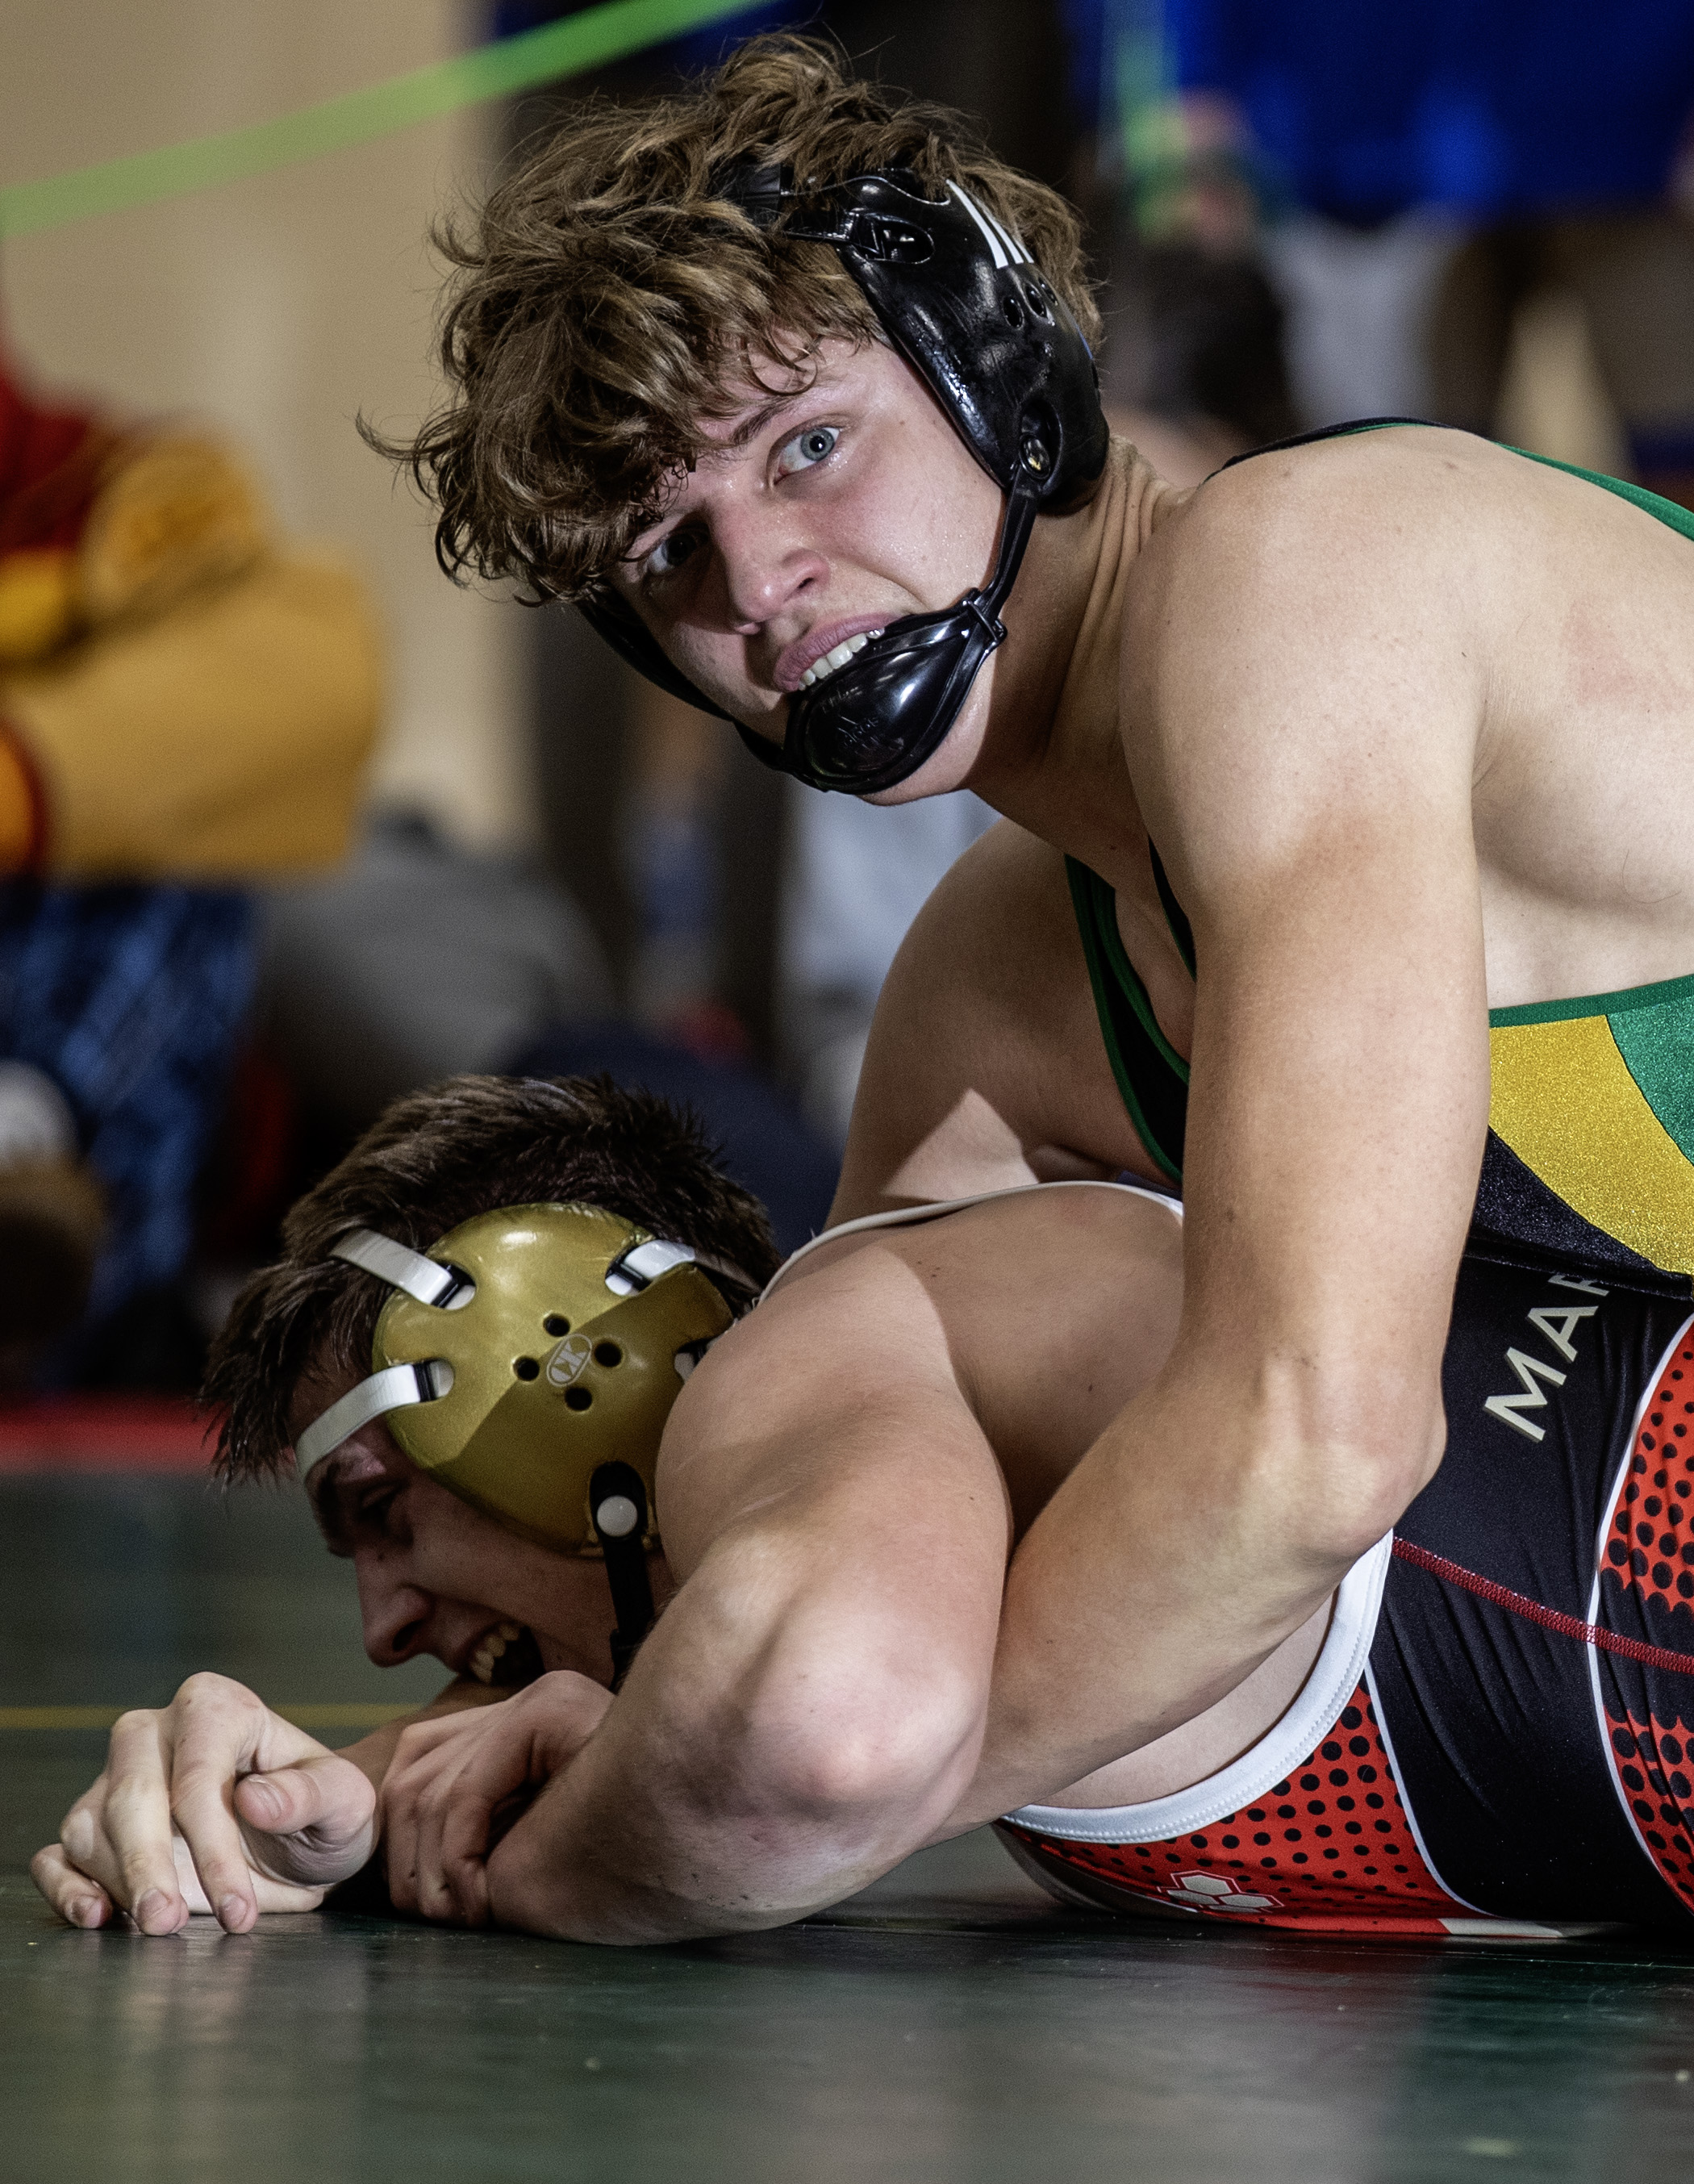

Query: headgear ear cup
left=295, top=1203, right=757, bottom=1679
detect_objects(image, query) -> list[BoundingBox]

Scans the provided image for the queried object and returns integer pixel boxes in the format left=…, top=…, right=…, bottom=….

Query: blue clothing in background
left=1064, top=0, right=1694, bottom=223
left=0, top=883, right=255, bottom=1333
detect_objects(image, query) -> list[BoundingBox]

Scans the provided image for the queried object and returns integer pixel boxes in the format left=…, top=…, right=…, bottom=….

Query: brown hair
left=374, top=31, right=1098, bottom=603
left=203, top=1073, right=779, bottom=1484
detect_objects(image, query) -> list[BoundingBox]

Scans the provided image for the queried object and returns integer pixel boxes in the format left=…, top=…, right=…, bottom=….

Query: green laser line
left=0, top=0, right=762, bottom=239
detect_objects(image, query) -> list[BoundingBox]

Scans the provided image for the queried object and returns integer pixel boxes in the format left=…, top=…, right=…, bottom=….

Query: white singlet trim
left=763, top=1176, right=1182, bottom=1305
left=1006, top=1530, right=1393, bottom=1843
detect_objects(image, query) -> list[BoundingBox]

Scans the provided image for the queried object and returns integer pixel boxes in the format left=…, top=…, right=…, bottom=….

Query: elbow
left=728, top=1659, right=985, bottom=1872
left=1283, top=1401, right=1446, bottom=1568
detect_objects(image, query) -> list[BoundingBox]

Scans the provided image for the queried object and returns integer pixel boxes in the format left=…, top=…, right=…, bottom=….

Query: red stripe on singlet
left=1392, top=1536, right=1694, bottom=1677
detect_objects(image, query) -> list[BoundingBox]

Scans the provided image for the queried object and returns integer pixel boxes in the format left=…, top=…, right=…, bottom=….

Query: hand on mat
left=31, top=1672, right=377, bottom=1936
left=381, top=1670, right=611, bottom=1927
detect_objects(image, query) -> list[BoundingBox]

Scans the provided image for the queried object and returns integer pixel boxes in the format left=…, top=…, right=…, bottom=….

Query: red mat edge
left=0, top=1397, right=221, bottom=1474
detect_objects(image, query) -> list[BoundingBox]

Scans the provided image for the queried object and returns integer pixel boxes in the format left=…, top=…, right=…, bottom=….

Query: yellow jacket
left=0, top=432, right=381, bottom=879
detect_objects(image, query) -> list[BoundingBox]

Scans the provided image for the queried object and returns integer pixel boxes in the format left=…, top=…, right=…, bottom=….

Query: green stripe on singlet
left=1611, top=1001, right=1694, bottom=1165
left=1065, top=856, right=1187, bottom=1183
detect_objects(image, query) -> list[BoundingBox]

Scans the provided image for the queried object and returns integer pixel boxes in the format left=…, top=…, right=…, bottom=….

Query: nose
left=353, top=1549, right=434, bottom=1667
left=709, top=499, right=828, bottom=632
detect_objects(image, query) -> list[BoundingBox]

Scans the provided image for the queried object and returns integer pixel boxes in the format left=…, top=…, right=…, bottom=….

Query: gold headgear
left=294, top=1203, right=752, bottom=1676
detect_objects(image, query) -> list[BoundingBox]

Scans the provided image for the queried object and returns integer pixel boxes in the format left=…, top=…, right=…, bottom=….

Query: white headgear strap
left=292, top=1226, right=753, bottom=1472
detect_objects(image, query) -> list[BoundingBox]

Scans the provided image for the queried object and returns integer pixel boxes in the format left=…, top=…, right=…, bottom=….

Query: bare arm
left=469, top=1249, right=1012, bottom=1943
left=946, top=439, right=1495, bottom=1819
left=831, top=821, right=1151, bottom=1220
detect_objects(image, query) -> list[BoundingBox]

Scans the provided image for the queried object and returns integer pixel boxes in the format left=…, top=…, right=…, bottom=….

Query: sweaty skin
left=40, top=1183, right=1330, bottom=1942
left=614, top=340, right=1694, bottom=1808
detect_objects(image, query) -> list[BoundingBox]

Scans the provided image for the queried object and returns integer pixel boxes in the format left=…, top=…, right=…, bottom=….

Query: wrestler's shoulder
left=1124, top=427, right=1519, bottom=713
left=1145, top=424, right=1500, bottom=585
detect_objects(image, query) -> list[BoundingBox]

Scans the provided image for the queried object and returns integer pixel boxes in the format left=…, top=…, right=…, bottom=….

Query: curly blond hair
left=376, top=33, right=1099, bottom=603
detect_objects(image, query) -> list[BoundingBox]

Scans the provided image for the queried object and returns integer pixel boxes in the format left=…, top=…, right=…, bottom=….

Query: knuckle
left=60, top=1807, right=98, bottom=1863
left=102, top=1768, right=158, bottom=1819
left=177, top=1672, right=244, bottom=1713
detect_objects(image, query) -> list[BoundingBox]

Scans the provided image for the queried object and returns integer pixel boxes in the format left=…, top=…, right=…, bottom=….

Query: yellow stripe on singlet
left=1489, top=1014, right=1694, bottom=1277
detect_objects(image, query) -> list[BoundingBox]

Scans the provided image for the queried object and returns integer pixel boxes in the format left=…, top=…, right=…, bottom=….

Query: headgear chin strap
left=294, top=1203, right=755, bottom=1684
left=577, top=165, right=1108, bottom=796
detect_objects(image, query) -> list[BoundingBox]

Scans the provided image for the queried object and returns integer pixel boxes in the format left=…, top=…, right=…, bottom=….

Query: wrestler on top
left=363, top=32, right=1694, bottom=1825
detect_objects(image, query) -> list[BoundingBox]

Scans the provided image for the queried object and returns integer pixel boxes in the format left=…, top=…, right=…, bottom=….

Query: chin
left=859, top=703, right=991, bottom=806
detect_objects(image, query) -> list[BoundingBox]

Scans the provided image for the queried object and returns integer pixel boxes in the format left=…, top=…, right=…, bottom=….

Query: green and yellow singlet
left=1067, top=434, right=1694, bottom=1292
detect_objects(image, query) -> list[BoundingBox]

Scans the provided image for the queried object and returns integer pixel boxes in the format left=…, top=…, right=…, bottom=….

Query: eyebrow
left=718, top=387, right=809, bottom=450
left=623, top=386, right=828, bottom=568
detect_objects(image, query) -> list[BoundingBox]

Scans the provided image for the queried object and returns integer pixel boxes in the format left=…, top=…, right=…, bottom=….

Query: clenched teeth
left=469, top=1619, right=526, bottom=1686
left=799, top=629, right=882, bottom=690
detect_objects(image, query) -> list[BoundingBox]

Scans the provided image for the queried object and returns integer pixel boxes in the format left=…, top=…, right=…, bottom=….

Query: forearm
left=486, top=1554, right=988, bottom=1944
left=939, top=1355, right=1437, bottom=1830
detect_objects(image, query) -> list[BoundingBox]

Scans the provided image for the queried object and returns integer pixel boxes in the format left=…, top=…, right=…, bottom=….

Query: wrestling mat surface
left=7, top=1467, right=1694, bottom=2182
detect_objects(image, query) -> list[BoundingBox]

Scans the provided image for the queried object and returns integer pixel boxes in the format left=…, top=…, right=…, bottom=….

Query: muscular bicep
left=1142, top=449, right=1492, bottom=1442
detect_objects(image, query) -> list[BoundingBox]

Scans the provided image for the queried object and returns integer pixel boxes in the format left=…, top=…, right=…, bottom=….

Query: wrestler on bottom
left=31, top=1075, right=1694, bottom=1945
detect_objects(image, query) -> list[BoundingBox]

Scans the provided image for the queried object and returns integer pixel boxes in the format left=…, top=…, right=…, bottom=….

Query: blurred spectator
left=780, top=789, right=999, bottom=1147
left=1067, top=0, right=1694, bottom=495
left=259, top=810, right=839, bottom=1254
left=261, top=812, right=615, bottom=1132
left=1099, top=234, right=1298, bottom=480
left=0, top=324, right=380, bottom=1381
left=623, top=676, right=749, bottom=1063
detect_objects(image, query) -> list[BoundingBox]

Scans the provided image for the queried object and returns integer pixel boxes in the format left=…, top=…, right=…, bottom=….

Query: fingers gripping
left=384, top=1677, right=613, bottom=1928
left=31, top=1842, right=115, bottom=1930
left=97, top=1713, right=194, bottom=1935
left=384, top=1710, right=524, bottom=1926
left=31, top=1677, right=364, bottom=1938
left=231, top=1756, right=378, bottom=1883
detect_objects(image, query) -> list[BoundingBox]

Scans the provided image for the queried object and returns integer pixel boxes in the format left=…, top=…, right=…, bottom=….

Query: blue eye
left=779, top=425, right=839, bottom=474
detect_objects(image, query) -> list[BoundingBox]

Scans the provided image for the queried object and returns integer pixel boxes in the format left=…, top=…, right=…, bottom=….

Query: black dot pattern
left=1606, top=1710, right=1694, bottom=1912
left=1003, top=1682, right=1466, bottom=1934
left=1603, top=1342, right=1694, bottom=1637
left=1599, top=1339, right=1694, bottom=1910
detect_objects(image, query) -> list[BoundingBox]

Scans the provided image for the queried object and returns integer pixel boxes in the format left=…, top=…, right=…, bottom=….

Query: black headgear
left=578, top=166, right=1109, bottom=795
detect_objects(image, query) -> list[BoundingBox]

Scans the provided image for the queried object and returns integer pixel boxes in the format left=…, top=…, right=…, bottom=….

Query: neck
left=968, top=441, right=1185, bottom=893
